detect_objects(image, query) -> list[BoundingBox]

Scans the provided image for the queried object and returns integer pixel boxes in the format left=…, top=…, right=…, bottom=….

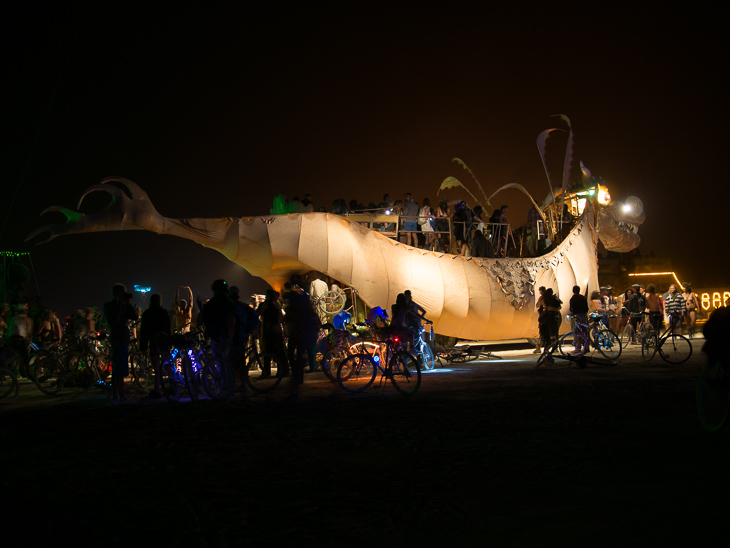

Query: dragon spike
left=25, top=206, right=85, bottom=244
left=42, top=205, right=84, bottom=221
left=98, top=176, right=152, bottom=201
left=27, top=176, right=168, bottom=245
left=25, top=225, right=58, bottom=244
left=77, top=182, right=131, bottom=210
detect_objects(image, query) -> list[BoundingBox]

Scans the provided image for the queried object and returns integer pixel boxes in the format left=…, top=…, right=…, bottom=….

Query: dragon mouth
left=596, top=197, right=645, bottom=253
left=616, top=221, right=638, bottom=235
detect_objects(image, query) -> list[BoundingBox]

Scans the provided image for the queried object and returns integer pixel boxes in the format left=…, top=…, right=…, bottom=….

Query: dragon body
left=28, top=177, right=642, bottom=341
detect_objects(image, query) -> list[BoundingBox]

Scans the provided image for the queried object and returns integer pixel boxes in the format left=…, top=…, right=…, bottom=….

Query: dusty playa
left=2, top=343, right=727, bottom=546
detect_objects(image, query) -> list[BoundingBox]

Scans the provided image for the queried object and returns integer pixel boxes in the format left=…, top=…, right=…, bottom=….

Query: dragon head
left=595, top=190, right=645, bottom=252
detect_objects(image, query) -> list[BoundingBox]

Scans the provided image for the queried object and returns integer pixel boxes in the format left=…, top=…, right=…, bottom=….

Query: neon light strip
left=628, top=272, right=684, bottom=291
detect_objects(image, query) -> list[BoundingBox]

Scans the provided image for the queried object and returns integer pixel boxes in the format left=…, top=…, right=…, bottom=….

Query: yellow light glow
left=597, top=187, right=611, bottom=205
left=713, top=292, right=722, bottom=309
left=702, top=293, right=710, bottom=311
left=577, top=198, right=587, bottom=215
left=725, top=292, right=730, bottom=307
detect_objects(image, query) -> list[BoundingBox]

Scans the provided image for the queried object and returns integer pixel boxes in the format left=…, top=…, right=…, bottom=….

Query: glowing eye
left=622, top=204, right=632, bottom=213
left=625, top=196, right=643, bottom=216
left=597, top=189, right=610, bottom=205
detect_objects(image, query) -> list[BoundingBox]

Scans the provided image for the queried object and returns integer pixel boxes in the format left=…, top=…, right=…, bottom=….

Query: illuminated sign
left=700, top=291, right=730, bottom=312
left=134, top=285, right=151, bottom=293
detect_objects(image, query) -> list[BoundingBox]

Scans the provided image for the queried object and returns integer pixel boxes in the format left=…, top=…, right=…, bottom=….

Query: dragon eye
left=597, top=189, right=611, bottom=205
left=624, top=196, right=643, bottom=216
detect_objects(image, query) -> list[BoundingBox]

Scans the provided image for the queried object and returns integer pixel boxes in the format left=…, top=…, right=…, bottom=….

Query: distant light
left=628, top=271, right=684, bottom=291
left=134, top=285, right=151, bottom=293
left=385, top=209, right=391, bottom=215
left=622, top=203, right=632, bottom=213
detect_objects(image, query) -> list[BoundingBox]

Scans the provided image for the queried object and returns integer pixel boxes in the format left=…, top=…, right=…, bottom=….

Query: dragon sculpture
left=27, top=177, right=644, bottom=341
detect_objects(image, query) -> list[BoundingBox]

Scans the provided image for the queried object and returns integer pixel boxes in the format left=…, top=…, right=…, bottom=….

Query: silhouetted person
left=283, top=283, right=321, bottom=401
left=140, top=293, right=171, bottom=398
left=103, top=283, right=138, bottom=404
left=471, top=229, right=493, bottom=258
left=202, top=279, right=236, bottom=364
left=229, top=285, right=260, bottom=392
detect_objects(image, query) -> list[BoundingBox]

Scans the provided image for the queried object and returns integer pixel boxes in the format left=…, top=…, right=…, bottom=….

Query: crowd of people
left=0, top=273, right=429, bottom=405
left=532, top=281, right=702, bottom=356
left=0, top=299, right=64, bottom=378
left=599, top=282, right=698, bottom=339
left=270, top=191, right=531, bottom=258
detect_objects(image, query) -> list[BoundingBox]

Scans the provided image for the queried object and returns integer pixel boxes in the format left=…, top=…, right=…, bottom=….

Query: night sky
left=3, top=3, right=728, bottom=317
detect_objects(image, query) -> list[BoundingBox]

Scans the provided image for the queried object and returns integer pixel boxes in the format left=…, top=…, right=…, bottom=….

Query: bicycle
left=160, top=331, right=235, bottom=402
left=128, top=338, right=153, bottom=389
left=412, top=322, right=435, bottom=371
left=641, top=313, right=692, bottom=364
left=32, top=335, right=112, bottom=395
left=557, top=313, right=622, bottom=361
left=315, top=326, right=361, bottom=383
left=619, top=310, right=654, bottom=347
left=336, top=331, right=421, bottom=395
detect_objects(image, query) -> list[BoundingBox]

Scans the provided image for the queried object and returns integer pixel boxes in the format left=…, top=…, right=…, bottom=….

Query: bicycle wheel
left=318, top=290, right=346, bottom=315
left=620, top=324, right=635, bottom=347
left=320, top=347, right=347, bottom=383
left=557, top=332, right=581, bottom=357
left=130, top=352, right=152, bottom=388
left=202, top=356, right=235, bottom=400
left=161, top=361, right=181, bottom=402
left=418, top=342, right=435, bottom=371
left=337, top=353, right=376, bottom=393
left=0, top=367, right=19, bottom=402
left=697, top=358, right=730, bottom=432
left=32, top=353, right=65, bottom=395
left=659, top=334, right=692, bottom=365
left=245, top=352, right=284, bottom=393
left=390, top=352, right=421, bottom=395
left=641, top=335, right=657, bottom=362
left=596, top=329, right=622, bottom=360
